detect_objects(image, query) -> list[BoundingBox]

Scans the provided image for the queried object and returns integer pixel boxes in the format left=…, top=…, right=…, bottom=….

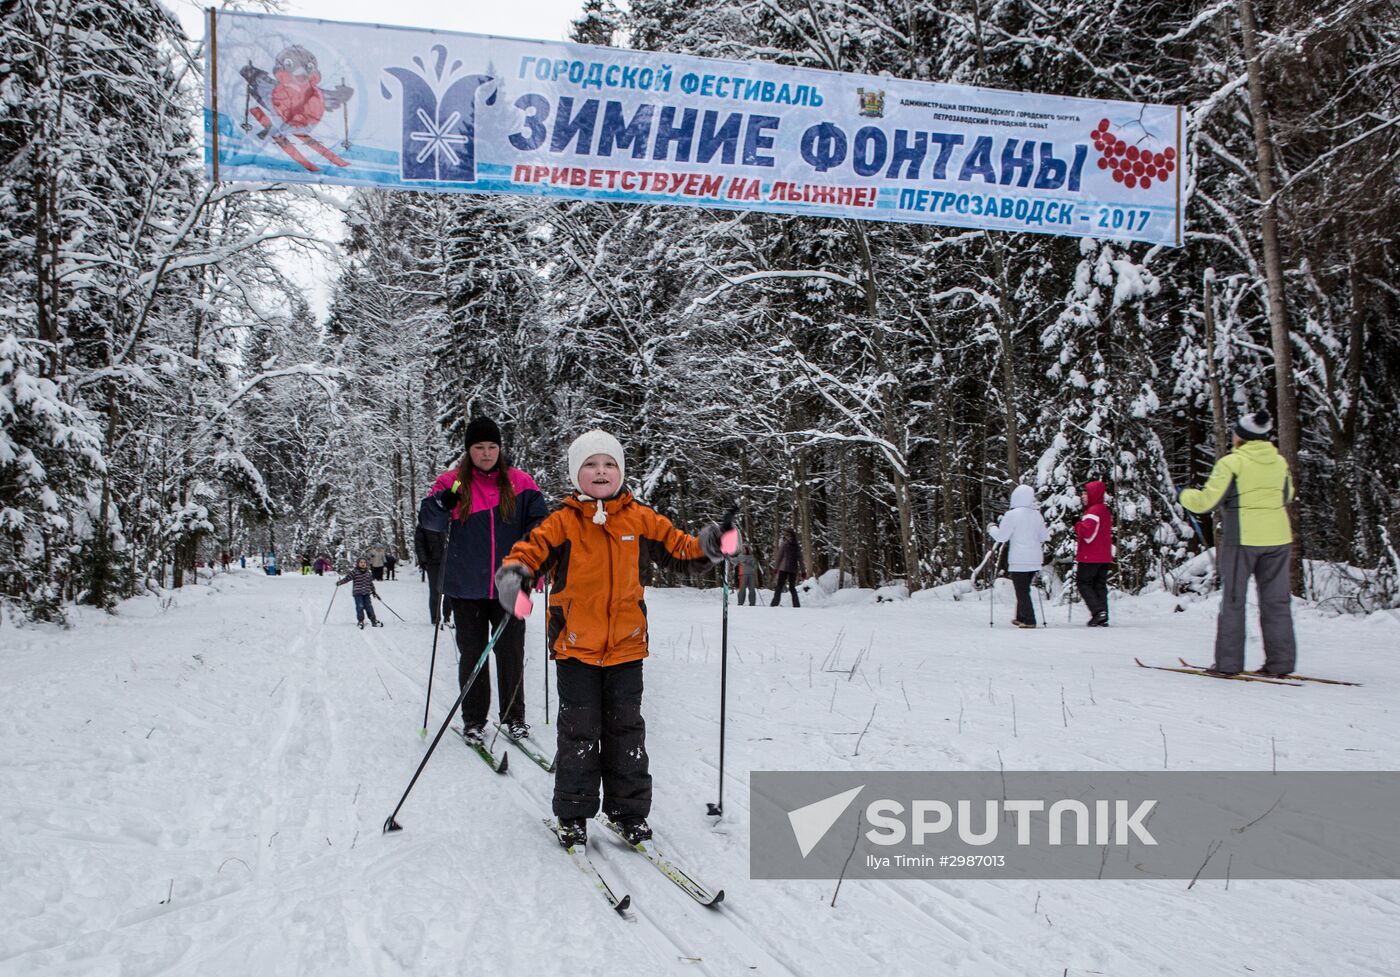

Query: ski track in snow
left=2, top=570, right=1399, bottom=977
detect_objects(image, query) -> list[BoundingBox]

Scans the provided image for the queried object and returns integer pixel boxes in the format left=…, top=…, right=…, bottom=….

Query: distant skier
left=493, top=429, right=737, bottom=848
left=1179, top=410, right=1296, bottom=676
left=414, top=493, right=451, bottom=627
left=429, top=417, right=548, bottom=744
left=988, top=485, right=1049, bottom=628
left=336, top=557, right=383, bottom=629
left=385, top=552, right=398, bottom=580
left=735, top=543, right=762, bottom=606
left=1074, top=480, right=1114, bottom=627
left=369, top=544, right=387, bottom=581
left=300, top=553, right=312, bottom=575
left=769, top=528, right=803, bottom=607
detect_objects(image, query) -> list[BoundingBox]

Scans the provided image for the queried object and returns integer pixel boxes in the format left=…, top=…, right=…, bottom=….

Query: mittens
left=494, top=563, right=534, bottom=618
left=699, top=523, right=739, bottom=563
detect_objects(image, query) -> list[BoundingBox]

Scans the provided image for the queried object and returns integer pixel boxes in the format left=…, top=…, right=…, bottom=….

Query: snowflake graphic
left=409, top=108, right=468, bottom=166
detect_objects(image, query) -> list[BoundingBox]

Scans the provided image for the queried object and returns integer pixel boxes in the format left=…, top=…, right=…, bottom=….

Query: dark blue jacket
left=433, top=466, right=548, bottom=600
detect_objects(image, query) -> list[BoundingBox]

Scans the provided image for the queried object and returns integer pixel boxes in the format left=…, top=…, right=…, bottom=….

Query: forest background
left=2, top=0, right=1397, bottom=622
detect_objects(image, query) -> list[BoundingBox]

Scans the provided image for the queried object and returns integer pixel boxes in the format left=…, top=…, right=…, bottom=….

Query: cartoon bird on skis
left=239, top=45, right=354, bottom=172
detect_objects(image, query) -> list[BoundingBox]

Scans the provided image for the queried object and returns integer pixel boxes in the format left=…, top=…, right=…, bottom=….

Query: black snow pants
left=452, top=598, right=526, bottom=729
left=770, top=571, right=801, bottom=607
left=1076, top=563, right=1111, bottom=621
left=1010, top=571, right=1037, bottom=626
left=553, top=658, right=651, bottom=821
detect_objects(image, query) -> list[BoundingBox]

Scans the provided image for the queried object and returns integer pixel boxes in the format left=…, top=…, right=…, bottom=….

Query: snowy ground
left=3, top=569, right=1399, bottom=977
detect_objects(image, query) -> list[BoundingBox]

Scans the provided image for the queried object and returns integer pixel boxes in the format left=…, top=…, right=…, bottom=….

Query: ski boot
left=460, top=724, right=485, bottom=746
left=358, top=620, right=365, bottom=630
left=557, top=818, right=587, bottom=848
left=506, top=720, right=530, bottom=741
left=618, top=818, right=653, bottom=845
left=372, top=620, right=384, bottom=628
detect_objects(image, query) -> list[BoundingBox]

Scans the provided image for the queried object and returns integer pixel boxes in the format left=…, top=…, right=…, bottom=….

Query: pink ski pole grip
left=513, top=591, right=534, bottom=619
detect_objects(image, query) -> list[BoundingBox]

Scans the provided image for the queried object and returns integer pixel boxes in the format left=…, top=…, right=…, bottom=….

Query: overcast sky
left=169, top=0, right=590, bottom=45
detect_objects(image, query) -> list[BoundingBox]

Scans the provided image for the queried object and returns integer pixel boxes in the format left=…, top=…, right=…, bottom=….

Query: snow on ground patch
left=2, top=570, right=1397, bottom=977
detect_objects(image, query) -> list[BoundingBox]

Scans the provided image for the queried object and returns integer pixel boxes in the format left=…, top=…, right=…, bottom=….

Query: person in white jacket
left=987, top=484, right=1049, bottom=628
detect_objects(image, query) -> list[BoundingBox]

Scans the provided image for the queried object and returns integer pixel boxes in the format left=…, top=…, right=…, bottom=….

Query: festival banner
left=205, top=10, right=1186, bottom=247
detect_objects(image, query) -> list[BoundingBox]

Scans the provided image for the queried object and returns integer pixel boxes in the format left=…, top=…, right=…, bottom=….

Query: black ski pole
left=707, top=509, right=738, bottom=818
left=322, top=584, right=340, bottom=624
left=1035, top=570, right=1048, bottom=628
left=420, top=519, right=455, bottom=738
left=384, top=616, right=510, bottom=834
left=543, top=577, right=551, bottom=725
left=374, top=593, right=406, bottom=622
left=1067, top=563, right=1076, bottom=624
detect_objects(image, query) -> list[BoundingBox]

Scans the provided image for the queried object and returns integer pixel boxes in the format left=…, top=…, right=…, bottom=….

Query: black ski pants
left=1076, top=563, right=1111, bottom=620
left=553, top=658, right=651, bottom=821
left=770, top=571, right=801, bottom=607
left=452, top=598, right=526, bottom=729
left=1010, top=571, right=1037, bottom=625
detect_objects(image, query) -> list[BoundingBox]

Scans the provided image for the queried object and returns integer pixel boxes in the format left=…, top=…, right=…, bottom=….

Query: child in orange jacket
left=493, top=430, right=736, bottom=848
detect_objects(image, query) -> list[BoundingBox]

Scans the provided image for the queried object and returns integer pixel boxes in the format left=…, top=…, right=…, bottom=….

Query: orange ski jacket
left=501, top=491, right=712, bottom=666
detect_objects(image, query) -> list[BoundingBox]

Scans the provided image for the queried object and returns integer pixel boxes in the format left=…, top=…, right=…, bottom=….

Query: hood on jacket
left=1009, top=484, right=1037, bottom=509
left=1084, top=481, right=1106, bottom=506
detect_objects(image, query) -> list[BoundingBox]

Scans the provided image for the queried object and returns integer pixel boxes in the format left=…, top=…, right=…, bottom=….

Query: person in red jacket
left=1073, top=480, right=1113, bottom=627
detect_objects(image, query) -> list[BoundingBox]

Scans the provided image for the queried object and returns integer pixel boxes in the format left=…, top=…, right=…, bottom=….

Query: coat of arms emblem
left=857, top=88, right=885, bottom=118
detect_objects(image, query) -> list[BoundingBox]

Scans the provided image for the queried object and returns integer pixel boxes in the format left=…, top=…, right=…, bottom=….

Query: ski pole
left=340, top=76, right=351, bottom=149
left=707, top=509, right=738, bottom=818
left=988, top=543, right=1003, bottom=628
left=1184, top=511, right=1205, bottom=543
left=374, top=593, right=406, bottom=622
left=1067, top=564, right=1076, bottom=624
left=322, top=584, right=340, bottom=624
left=543, top=577, right=551, bottom=725
left=1035, top=570, right=1048, bottom=628
left=384, top=616, right=511, bottom=834
left=421, top=519, right=454, bottom=737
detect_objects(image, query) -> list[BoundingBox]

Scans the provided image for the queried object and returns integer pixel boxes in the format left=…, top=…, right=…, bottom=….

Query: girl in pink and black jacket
left=1073, top=480, right=1114, bottom=627
left=429, top=417, right=549, bottom=741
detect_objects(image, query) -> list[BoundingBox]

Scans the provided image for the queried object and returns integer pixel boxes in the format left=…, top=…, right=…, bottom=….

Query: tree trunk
left=1201, top=271, right=1229, bottom=457
left=989, top=241, right=1021, bottom=482
left=1237, top=0, right=1301, bottom=587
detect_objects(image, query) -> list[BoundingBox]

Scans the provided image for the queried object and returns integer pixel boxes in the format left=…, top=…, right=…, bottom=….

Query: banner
left=205, top=11, right=1185, bottom=247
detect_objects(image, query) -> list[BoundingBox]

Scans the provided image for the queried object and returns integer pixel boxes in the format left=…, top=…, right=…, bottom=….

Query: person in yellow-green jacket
left=1178, top=410, right=1296, bottom=677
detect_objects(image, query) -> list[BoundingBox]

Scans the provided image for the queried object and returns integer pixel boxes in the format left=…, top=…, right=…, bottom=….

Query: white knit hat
left=1234, top=409, right=1273, bottom=441
left=567, top=430, right=626, bottom=523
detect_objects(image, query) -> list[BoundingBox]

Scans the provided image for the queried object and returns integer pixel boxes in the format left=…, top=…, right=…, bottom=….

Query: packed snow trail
left=3, top=569, right=1399, bottom=977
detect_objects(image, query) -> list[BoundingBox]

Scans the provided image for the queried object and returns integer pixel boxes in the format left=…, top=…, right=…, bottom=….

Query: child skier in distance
left=987, top=484, right=1049, bottom=628
left=492, top=430, right=738, bottom=849
left=1074, top=481, right=1114, bottom=627
left=336, top=557, right=383, bottom=629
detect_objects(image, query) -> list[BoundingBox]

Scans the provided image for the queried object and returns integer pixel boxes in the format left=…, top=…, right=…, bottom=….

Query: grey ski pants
left=1214, top=544, right=1296, bottom=674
